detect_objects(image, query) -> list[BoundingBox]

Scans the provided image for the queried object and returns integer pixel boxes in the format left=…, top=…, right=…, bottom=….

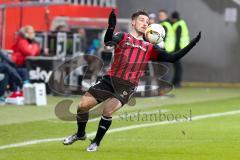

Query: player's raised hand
left=108, top=9, right=116, bottom=29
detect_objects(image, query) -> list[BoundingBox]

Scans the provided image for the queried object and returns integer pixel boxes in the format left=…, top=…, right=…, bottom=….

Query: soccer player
left=63, top=10, right=201, bottom=152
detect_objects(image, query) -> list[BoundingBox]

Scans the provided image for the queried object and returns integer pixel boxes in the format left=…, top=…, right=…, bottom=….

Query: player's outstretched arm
left=155, top=32, right=201, bottom=63
left=104, top=9, right=116, bottom=45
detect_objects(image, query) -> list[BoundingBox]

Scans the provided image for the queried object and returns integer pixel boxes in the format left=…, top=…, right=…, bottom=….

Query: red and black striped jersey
left=106, top=32, right=159, bottom=85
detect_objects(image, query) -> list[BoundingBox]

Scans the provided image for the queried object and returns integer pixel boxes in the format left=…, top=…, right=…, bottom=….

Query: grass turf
left=0, top=87, right=240, bottom=160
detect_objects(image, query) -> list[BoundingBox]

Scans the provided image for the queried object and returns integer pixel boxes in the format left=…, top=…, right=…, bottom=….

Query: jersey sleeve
left=104, top=29, right=124, bottom=46
left=150, top=33, right=200, bottom=63
left=112, top=32, right=124, bottom=44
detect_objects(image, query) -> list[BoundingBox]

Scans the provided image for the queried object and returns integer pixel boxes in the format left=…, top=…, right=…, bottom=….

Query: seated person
left=11, top=25, right=41, bottom=84
left=11, top=25, right=40, bottom=67
left=0, top=73, right=7, bottom=105
left=0, top=50, right=23, bottom=104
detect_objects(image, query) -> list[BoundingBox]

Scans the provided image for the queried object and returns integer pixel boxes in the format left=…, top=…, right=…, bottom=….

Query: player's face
left=132, top=15, right=149, bottom=34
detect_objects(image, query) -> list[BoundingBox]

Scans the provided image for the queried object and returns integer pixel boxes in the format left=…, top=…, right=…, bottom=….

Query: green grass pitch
left=0, top=87, right=240, bottom=160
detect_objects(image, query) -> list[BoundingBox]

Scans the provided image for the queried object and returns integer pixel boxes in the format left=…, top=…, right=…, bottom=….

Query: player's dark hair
left=131, top=10, right=149, bottom=20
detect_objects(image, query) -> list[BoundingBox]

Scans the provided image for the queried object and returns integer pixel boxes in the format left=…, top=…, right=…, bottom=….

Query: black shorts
left=88, top=75, right=136, bottom=105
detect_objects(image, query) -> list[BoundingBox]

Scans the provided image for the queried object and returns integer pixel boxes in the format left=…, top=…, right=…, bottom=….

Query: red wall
left=4, top=5, right=116, bottom=49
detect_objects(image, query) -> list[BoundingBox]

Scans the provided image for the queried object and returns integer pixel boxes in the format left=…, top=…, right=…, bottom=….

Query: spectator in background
left=11, top=25, right=40, bottom=81
left=12, top=25, right=40, bottom=67
left=171, top=11, right=190, bottom=88
left=84, top=34, right=102, bottom=82
left=55, top=24, right=69, bottom=32
left=0, top=72, right=6, bottom=104
left=158, top=9, right=176, bottom=54
left=149, top=13, right=156, bottom=24
left=0, top=50, right=23, bottom=104
left=158, top=10, right=176, bottom=91
left=77, top=28, right=87, bottom=53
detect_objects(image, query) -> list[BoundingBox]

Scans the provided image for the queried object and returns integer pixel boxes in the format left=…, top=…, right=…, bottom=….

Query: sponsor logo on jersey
left=125, top=41, right=147, bottom=52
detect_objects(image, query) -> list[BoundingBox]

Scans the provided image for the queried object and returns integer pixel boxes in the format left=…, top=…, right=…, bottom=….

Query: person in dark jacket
left=171, top=11, right=190, bottom=87
left=0, top=50, right=23, bottom=103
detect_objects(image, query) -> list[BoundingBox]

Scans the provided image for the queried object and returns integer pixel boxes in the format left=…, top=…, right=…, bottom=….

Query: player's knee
left=102, top=109, right=114, bottom=117
left=78, top=100, right=92, bottom=112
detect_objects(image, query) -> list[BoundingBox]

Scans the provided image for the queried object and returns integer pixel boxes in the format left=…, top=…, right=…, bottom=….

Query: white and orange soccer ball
left=145, top=24, right=165, bottom=45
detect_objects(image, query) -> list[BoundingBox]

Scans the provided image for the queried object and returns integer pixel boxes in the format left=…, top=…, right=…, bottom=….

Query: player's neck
left=130, top=30, right=143, bottom=40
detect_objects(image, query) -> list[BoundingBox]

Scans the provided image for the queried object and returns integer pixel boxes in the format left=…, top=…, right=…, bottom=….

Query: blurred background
left=0, top=0, right=240, bottom=105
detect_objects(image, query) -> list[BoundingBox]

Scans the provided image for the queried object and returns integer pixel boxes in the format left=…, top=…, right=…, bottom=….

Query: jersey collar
left=129, top=33, right=144, bottom=40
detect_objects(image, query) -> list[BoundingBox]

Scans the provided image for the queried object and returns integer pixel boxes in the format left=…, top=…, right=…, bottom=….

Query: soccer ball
left=145, top=24, right=165, bottom=44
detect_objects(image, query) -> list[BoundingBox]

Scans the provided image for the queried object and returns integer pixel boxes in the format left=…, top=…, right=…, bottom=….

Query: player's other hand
left=192, top=32, right=201, bottom=44
left=108, top=9, right=116, bottom=28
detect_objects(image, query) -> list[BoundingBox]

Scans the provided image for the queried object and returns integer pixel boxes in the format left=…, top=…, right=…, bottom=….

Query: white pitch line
left=0, top=110, right=240, bottom=150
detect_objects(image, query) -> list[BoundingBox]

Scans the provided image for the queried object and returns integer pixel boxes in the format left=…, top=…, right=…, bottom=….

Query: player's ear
left=132, top=19, right=136, bottom=26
